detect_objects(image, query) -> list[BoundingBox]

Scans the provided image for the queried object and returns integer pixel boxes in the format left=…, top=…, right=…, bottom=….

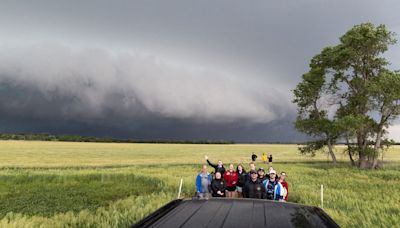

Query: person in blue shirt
left=262, top=169, right=284, bottom=201
left=195, top=164, right=212, bottom=199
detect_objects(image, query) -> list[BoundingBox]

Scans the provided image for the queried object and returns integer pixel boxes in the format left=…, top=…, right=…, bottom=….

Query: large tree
left=293, top=23, right=400, bottom=169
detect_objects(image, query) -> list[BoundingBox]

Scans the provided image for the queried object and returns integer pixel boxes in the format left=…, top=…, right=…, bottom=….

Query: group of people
left=253, top=152, right=273, bottom=164
left=195, top=154, right=289, bottom=201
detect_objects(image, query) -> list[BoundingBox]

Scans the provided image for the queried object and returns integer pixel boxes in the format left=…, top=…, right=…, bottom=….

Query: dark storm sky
left=0, top=0, right=399, bottom=142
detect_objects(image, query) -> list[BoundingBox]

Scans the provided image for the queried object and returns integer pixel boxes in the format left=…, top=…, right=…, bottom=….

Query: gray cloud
left=0, top=0, right=399, bottom=141
left=0, top=43, right=291, bottom=124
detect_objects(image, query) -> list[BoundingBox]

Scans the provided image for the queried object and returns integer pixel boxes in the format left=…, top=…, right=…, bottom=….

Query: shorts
left=236, top=186, right=243, bottom=193
left=226, top=186, right=236, bottom=192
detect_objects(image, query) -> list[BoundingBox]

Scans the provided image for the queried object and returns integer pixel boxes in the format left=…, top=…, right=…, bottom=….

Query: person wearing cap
left=205, top=155, right=226, bottom=176
left=195, top=164, right=212, bottom=199
left=211, top=172, right=226, bottom=197
left=243, top=170, right=266, bottom=199
left=257, top=167, right=267, bottom=182
left=224, top=163, right=238, bottom=198
left=266, top=166, right=274, bottom=179
left=262, top=169, right=284, bottom=201
left=278, top=172, right=289, bottom=201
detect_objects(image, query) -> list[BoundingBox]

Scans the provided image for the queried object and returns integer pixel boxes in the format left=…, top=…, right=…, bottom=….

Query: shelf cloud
left=0, top=43, right=291, bottom=124
left=0, top=0, right=399, bottom=141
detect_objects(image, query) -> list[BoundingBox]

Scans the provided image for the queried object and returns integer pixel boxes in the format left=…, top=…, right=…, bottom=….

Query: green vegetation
left=0, top=172, right=166, bottom=217
left=293, top=23, right=400, bottom=168
left=0, top=141, right=399, bottom=227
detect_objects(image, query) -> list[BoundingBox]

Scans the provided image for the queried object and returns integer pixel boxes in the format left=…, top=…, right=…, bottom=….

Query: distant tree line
left=0, top=133, right=235, bottom=144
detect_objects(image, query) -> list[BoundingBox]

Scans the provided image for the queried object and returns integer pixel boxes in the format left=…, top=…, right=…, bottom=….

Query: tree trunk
left=345, top=135, right=355, bottom=166
left=358, top=153, right=369, bottom=168
left=348, top=149, right=355, bottom=166
left=357, top=130, right=371, bottom=168
left=372, top=129, right=383, bottom=169
left=327, top=138, right=337, bottom=164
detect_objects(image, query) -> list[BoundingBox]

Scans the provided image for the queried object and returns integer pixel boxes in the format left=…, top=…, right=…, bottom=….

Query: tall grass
left=1, top=192, right=173, bottom=228
left=1, top=140, right=399, bottom=168
left=0, top=141, right=399, bottom=227
left=0, top=171, right=168, bottom=217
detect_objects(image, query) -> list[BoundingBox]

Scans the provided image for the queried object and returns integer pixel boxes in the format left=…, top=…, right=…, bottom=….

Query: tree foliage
left=293, top=23, right=400, bottom=168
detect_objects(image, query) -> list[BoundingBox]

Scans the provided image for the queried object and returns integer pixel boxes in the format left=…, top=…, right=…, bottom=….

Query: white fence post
left=321, top=184, right=324, bottom=209
left=177, top=178, right=183, bottom=199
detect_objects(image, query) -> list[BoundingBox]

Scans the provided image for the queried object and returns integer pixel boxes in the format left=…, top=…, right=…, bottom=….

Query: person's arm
left=243, top=183, right=249, bottom=198
left=261, top=183, right=267, bottom=199
left=221, top=180, right=227, bottom=193
left=285, top=182, right=289, bottom=200
left=275, top=183, right=284, bottom=200
left=206, top=159, right=217, bottom=169
left=279, top=183, right=285, bottom=198
left=232, top=173, right=238, bottom=185
left=195, top=175, right=201, bottom=192
left=211, top=180, right=217, bottom=193
left=223, top=172, right=228, bottom=183
left=208, top=175, right=213, bottom=192
left=244, top=173, right=248, bottom=183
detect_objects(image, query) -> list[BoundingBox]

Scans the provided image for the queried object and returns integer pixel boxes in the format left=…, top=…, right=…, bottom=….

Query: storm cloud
left=0, top=0, right=399, bottom=141
left=0, top=43, right=290, bottom=123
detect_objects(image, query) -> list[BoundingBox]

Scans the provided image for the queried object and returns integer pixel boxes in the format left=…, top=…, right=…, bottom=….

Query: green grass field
left=0, top=141, right=399, bottom=227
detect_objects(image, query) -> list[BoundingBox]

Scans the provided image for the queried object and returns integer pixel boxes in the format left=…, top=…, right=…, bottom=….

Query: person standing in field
left=236, top=164, right=246, bottom=198
left=268, top=154, right=273, bottom=167
left=249, top=161, right=256, bottom=171
left=278, top=172, right=289, bottom=201
left=243, top=170, right=266, bottom=199
left=262, top=153, right=267, bottom=164
left=211, top=172, right=226, bottom=197
left=266, top=166, right=273, bottom=179
left=262, top=169, right=284, bottom=201
left=205, top=155, right=225, bottom=176
left=195, top=165, right=212, bottom=199
left=244, top=162, right=256, bottom=183
left=224, top=163, right=238, bottom=198
left=251, top=152, right=257, bottom=162
left=257, top=167, right=267, bottom=182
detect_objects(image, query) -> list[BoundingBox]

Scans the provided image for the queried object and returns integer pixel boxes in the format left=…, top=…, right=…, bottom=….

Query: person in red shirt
left=278, top=171, right=289, bottom=201
left=224, top=163, right=238, bottom=198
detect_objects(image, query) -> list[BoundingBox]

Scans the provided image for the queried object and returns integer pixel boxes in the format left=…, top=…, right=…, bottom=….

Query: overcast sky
left=0, top=0, right=399, bottom=142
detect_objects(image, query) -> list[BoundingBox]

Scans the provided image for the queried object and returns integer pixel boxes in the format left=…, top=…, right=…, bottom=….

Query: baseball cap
left=269, top=169, right=276, bottom=174
left=249, top=170, right=257, bottom=174
left=258, top=168, right=265, bottom=172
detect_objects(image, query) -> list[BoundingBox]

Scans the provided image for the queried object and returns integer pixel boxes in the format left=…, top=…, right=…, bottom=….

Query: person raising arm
left=204, top=155, right=225, bottom=176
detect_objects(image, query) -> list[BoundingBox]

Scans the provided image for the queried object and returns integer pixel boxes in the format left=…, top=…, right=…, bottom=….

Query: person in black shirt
left=251, top=152, right=257, bottom=162
left=236, top=164, right=246, bottom=198
left=205, top=155, right=225, bottom=176
left=243, top=170, right=266, bottom=199
left=211, top=172, right=226, bottom=197
left=257, top=167, right=267, bottom=182
left=268, top=154, right=273, bottom=167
